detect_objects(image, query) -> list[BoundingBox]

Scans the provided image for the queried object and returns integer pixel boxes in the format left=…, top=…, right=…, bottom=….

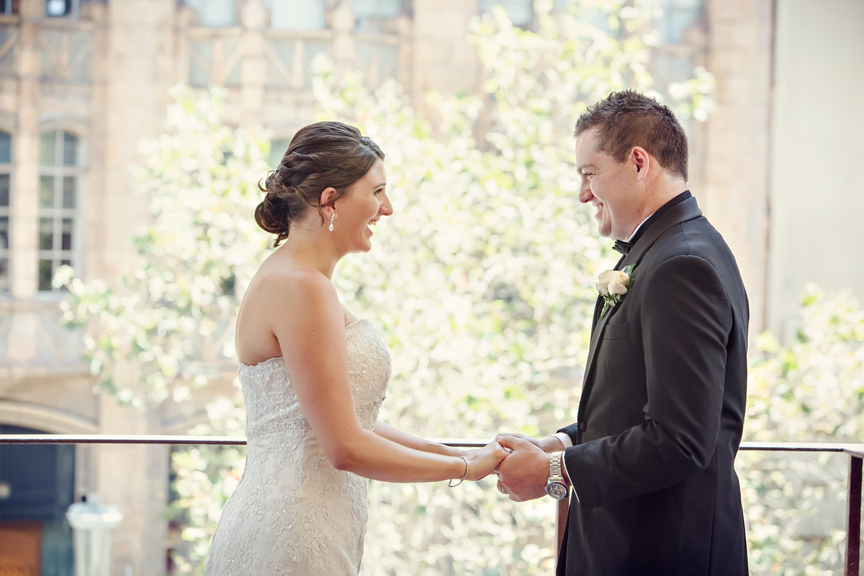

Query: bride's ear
left=320, top=187, right=338, bottom=216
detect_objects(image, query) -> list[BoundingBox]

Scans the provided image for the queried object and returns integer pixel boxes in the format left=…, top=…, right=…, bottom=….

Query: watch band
left=550, top=451, right=564, bottom=480
left=545, top=451, right=568, bottom=500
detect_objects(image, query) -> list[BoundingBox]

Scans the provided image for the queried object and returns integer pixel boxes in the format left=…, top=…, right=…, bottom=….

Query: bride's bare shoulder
left=254, top=265, right=338, bottom=308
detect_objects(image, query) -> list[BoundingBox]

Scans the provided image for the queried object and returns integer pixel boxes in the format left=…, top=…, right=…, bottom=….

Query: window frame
left=0, top=0, right=18, bottom=15
left=36, top=128, right=85, bottom=295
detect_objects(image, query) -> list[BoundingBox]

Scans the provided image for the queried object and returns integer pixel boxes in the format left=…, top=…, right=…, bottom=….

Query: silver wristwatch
left=545, top=451, right=568, bottom=500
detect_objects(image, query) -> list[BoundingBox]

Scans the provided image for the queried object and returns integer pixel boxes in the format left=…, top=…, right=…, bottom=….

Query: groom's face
left=576, top=128, right=641, bottom=240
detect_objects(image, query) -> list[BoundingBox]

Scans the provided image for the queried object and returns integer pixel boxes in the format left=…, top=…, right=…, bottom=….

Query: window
left=0, top=131, right=9, bottom=293
left=268, top=0, right=325, bottom=31
left=37, top=130, right=81, bottom=293
left=351, top=0, right=408, bottom=31
left=643, top=0, right=703, bottom=44
left=480, top=0, right=533, bottom=27
left=186, top=0, right=237, bottom=27
left=45, top=0, right=78, bottom=18
left=1, top=0, right=19, bottom=15
left=351, top=0, right=404, bottom=19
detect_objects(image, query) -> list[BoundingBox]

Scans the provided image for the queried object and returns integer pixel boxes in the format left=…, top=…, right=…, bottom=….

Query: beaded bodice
left=239, top=319, right=391, bottom=442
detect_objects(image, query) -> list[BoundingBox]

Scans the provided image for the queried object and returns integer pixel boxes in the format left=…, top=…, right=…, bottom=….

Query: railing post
left=846, top=455, right=862, bottom=576
left=556, top=496, right=568, bottom=560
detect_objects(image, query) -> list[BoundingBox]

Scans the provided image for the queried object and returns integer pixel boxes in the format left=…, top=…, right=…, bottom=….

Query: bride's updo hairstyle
left=255, top=121, right=385, bottom=246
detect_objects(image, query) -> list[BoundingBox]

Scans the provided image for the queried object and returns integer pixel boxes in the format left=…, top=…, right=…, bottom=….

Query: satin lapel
left=577, top=197, right=704, bottom=419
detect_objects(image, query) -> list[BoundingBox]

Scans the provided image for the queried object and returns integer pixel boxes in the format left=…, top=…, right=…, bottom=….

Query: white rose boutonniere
left=596, top=264, right=635, bottom=318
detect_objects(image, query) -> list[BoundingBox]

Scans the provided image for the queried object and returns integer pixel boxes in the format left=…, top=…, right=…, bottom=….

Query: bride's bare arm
left=272, top=271, right=505, bottom=483
left=373, top=422, right=464, bottom=457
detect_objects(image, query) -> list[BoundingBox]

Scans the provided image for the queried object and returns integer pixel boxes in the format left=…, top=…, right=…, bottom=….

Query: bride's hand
left=464, top=441, right=509, bottom=481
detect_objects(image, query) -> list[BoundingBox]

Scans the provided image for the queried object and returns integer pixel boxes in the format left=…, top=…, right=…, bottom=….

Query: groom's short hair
left=575, top=90, right=688, bottom=181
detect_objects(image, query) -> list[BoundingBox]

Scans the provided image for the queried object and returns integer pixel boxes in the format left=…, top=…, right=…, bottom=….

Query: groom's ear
left=631, top=146, right=650, bottom=181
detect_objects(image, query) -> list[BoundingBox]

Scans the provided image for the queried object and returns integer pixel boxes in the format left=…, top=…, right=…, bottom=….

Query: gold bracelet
left=448, top=455, right=469, bottom=487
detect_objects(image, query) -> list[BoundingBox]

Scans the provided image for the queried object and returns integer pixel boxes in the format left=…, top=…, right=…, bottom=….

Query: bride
left=205, top=121, right=508, bottom=575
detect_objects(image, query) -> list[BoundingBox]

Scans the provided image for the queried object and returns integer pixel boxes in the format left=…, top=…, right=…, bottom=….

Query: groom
left=496, top=91, right=749, bottom=576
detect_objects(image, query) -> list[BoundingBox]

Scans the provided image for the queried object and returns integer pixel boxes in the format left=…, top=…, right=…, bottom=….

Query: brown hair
left=574, top=90, right=688, bottom=181
left=255, top=121, right=385, bottom=246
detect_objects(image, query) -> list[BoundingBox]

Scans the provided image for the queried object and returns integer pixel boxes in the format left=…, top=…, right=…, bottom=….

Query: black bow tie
left=612, top=239, right=633, bottom=255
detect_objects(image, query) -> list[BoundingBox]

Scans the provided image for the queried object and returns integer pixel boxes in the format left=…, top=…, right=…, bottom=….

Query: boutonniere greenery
left=596, top=264, right=635, bottom=318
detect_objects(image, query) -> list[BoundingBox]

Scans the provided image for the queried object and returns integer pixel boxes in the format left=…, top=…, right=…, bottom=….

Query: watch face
left=546, top=481, right=568, bottom=500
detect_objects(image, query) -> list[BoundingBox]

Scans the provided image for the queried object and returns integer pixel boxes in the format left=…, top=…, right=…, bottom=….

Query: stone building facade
left=0, top=0, right=861, bottom=574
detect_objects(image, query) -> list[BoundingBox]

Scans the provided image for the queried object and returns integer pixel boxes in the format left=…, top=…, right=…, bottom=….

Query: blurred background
left=0, top=0, right=862, bottom=574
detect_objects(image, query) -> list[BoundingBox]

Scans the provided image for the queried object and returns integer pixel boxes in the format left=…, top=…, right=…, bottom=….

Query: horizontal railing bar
left=0, top=434, right=249, bottom=445
left=0, top=435, right=862, bottom=457
left=740, top=442, right=864, bottom=459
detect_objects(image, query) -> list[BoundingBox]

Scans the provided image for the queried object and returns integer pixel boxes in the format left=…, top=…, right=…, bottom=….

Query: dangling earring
left=329, top=212, right=335, bottom=232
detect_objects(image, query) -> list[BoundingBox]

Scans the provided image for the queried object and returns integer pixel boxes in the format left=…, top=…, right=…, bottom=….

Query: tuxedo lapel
left=576, top=197, right=704, bottom=427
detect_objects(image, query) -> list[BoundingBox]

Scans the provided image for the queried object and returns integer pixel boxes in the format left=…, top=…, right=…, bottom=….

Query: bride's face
left=333, top=159, right=392, bottom=253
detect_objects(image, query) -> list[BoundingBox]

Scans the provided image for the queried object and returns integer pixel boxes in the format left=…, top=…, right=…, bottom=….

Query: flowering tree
left=62, top=0, right=723, bottom=574
left=314, top=5, right=712, bottom=571
left=742, top=287, right=864, bottom=575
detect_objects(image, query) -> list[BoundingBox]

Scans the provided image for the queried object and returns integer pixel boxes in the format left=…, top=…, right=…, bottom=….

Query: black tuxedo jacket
left=556, top=195, right=749, bottom=576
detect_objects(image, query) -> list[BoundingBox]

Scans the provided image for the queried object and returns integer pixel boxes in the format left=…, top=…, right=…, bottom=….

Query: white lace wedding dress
left=205, top=319, right=391, bottom=575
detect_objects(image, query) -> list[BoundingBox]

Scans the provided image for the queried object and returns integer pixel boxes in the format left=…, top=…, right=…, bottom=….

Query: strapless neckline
left=238, top=319, right=370, bottom=370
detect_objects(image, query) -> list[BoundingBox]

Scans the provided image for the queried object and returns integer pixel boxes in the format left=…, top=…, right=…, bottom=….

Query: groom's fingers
left=495, top=432, right=523, bottom=444
left=495, top=434, right=532, bottom=453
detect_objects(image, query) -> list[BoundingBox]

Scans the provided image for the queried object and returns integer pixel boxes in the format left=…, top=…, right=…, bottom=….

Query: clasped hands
left=458, top=433, right=567, bottom=502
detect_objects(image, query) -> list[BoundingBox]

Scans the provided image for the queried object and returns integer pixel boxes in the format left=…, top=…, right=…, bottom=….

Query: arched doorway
left=0, top=424, right=74, bottom=576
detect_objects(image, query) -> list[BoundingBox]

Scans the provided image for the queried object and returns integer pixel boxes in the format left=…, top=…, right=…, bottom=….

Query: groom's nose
left=578, top=178, right=593, bottom=204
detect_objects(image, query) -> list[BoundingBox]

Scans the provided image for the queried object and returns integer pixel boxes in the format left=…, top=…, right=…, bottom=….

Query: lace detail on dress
left=205, top=319, right=390, bottom=576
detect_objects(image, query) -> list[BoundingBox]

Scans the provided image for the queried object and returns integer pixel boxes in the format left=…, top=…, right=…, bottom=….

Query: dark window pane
left=39, top=218, right=54, bottom=250
left=39, top=176, right=54, bottom=208
left=38, top=259, right=53, bottom=291
left=0, top=258, right=7, bottom=293
left=39, top=131, right=55, bottom=166
left=60, top=259, right=71, bottom=266
left=0, top=132, right=10, bottom=163
left=62, top=177, right=76, bottom=208
left=61, top=218, right=73, bottom=250
left=0, top=174, right=9, bottom=207
left=62, top=132, right=77, bottom=167
left=0, top=0, right=18, bottom=15
left=0, top=216, right=8, bottom=250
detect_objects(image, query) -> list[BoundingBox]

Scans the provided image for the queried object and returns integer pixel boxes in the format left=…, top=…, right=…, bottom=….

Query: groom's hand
left=494, top=435, right=551, bottom=502
left=496, top=432, right=565, bottom=453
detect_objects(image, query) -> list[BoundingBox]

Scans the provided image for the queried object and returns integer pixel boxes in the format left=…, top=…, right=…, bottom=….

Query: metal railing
left=1, top=435, right=862, bottom=575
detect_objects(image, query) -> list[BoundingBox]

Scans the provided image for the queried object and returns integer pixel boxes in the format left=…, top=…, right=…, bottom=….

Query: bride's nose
left=379, top=194, right=394, bottom=217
